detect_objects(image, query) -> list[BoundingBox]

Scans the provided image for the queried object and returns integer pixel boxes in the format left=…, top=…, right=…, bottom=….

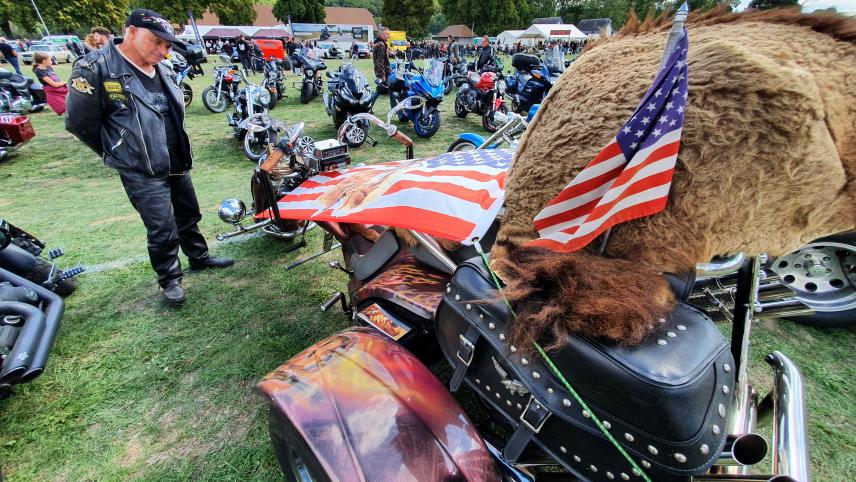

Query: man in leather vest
left=66, top=9, right=233, bottom=305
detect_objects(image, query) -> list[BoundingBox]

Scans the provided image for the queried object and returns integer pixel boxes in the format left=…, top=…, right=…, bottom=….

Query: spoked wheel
left=770, top=233, right=856, bottom=327
left=202, top=87, right=228, bottom=113
left=242, top=131, right=269, bottom=162
left=269, top=406, right=331, bottom=482
left=482, top=103, right=509, bottom=133
left=181, top=83, right=193, bottom=107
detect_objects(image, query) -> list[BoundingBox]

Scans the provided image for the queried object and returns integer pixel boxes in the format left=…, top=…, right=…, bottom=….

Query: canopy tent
left=496, top=30, right=524, bottom=45
left=517, top=24, right=587, bottom=45
left=204, top=27, right=249, bottom=38
left=253, top=28, right=291, bottom=38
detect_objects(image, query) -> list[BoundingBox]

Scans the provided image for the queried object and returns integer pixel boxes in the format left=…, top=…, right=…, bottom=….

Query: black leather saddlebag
left=512, top=53, right=541, bottom=71
left=436, top=257, right=734, bottom=482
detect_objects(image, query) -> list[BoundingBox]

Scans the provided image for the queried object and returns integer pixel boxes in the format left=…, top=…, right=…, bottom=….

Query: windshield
left=341, top=64, right=367, bottom=94
left=543, top=45, right=565, bottom=74
left=424, top=59, right=444, bottom=87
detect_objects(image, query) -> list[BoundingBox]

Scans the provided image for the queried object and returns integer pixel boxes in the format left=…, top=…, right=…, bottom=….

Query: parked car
left=354, top=43, right=371, bottom=59
left=319, top=43, right=344, bottom=59
left=40, top=35, right=81, bottom=46
left=21, top=44, right=72, bottom=65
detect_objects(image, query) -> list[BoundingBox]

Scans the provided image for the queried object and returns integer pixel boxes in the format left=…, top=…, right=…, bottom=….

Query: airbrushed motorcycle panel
left=259, top=327, right=501, bottom=482
left=353, top=253, right=448, bottom=320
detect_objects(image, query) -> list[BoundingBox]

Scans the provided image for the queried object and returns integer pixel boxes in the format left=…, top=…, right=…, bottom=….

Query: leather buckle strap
left=456, top=334, right=475, bottom=366
left=503, top=395, right=552, bottom=462
left=450, top=324, right=480, bottom=393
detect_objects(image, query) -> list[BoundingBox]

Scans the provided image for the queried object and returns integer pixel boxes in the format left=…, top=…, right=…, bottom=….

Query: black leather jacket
left=66, top=39, right=192, bottom=178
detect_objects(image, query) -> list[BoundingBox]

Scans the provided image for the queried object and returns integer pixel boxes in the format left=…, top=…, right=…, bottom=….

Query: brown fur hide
left=495, top=10, right=856, bottom=349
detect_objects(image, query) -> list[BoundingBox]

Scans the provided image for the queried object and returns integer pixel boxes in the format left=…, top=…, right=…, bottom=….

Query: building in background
left=577, top=18, right=614, bottom=39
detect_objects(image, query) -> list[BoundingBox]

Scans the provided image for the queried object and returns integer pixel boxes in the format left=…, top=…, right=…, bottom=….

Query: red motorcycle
left=454, top=68, right=509, bottom=133
left=223, top=112, right=812, bottom=482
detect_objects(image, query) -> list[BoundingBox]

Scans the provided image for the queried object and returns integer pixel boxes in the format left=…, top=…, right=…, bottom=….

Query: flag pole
left=659, top=2, right=689, bottom=70
left=30, top=0, right=52, bottom=37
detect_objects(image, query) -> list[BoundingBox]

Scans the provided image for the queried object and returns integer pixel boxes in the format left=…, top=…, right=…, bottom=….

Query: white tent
left=496, top=30, right=524, bottom=45
left=517, top=24, right=587, bottom=44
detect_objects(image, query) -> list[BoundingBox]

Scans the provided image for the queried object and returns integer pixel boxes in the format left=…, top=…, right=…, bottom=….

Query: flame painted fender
left=258, top=327, right=501, bottom=482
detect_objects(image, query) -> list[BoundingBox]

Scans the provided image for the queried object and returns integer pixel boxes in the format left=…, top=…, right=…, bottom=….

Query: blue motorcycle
left=504, top=46, right=565, bottom=115
left=447, top=107, right=538, bottom=152
left=388, top=58, right=445, bottom=138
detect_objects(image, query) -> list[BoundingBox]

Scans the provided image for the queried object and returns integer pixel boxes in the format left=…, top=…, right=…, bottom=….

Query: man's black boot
left=188, top=256, right=235, bottom=271
left=162, top=280, right=186, bottom=305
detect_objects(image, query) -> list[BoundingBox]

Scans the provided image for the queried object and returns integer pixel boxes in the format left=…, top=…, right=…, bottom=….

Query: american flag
left=526, top=28, right=689, bottom=253
left=265, top=149, right=513, bottom=244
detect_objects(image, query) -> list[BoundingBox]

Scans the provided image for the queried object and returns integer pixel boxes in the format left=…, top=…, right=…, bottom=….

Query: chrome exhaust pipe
left=716, top=433, right=769, bottom=467
left=215, top=218, right=273, bottom=241
left=766, top=352, right=811, bottom=482
left=756, top=283, right=797, bottom=302
left=754, top=299, right=814, bottom=320
left=696, top=253, right=747, bottom=278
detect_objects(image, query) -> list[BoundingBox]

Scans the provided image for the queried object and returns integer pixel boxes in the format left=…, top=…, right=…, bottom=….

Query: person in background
left=475, top=35, right=496, bottom=71
left=32, top=52, right=68, bottom=115
left=236, top=35, right=252, bottom=74
left=90, top=26, right=111, bottom=48
left=83, top=34, right=100, bottom=54
left=65, top=9, right=234, bottom=305
left=0, top=38, right=21, bottom=75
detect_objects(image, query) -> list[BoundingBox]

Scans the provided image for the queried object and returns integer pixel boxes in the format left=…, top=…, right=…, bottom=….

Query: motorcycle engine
left=10, top=97, right=32, bottom=114
left=465, top=90, right=478, bottom=111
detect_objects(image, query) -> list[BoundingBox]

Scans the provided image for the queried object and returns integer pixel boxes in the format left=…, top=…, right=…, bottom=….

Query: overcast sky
left=736, top=0, right=856, bottom=12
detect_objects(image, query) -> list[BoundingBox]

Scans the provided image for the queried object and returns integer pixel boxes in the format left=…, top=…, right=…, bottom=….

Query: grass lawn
left=0, top=57, right=853, bottom=481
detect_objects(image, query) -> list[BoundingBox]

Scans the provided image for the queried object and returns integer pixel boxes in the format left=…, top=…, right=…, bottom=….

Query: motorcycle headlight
left=259, top=90, right=272, bottom=104
left=218, top=199, right=247, bottom=224
left=497, top=79, right=507, bottom=95
left=306, top=69, right=315, bottom=77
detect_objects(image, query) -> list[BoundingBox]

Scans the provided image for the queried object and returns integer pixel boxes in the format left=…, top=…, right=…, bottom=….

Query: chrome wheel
left=287, top=448, right=315, bottom=482
left=771, top=241, right=856, bottom=314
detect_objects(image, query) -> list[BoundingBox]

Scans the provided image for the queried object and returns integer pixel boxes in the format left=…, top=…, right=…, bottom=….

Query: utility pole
left=30, top=0, right=52, bottom=37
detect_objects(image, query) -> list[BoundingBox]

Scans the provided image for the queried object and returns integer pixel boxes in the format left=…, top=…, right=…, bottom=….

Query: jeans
left=7, top=57, right=21, bottom=75
left=118, top=170, right=209, bottom=287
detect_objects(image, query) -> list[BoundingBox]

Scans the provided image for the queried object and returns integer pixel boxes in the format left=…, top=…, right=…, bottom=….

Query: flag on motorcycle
left=265, top=148, right=512, bottom=244
left=526, top=26, right=689, bottom=253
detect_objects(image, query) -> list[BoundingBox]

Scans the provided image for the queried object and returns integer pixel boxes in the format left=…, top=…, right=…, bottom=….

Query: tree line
left=1, top=0, right=800, bottom=40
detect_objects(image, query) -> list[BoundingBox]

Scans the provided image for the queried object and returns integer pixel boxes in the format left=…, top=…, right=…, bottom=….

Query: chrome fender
left=258, top=327, right=500, bottom=482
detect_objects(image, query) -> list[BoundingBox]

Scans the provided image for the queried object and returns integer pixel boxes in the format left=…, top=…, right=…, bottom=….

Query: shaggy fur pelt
left=494, top=10, right=856, bottom=348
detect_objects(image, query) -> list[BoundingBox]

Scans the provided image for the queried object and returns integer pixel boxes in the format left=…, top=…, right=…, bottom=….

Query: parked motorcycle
left=0, top=67, right=46, bottom=114
left=324, top=63, right=378, bottom=148
left=0, top=267, right=65, bottom=400
left=440, top=56, right=467, bottom=95
left=448, top=110, right=530, bottom=152
left=228, top=81, right=273, bottom=161
left=0, top=112, right=36, bottom=160
left=454, top=67, right=509, bottom=133
left=388, top=57, right=446, bottom=138
left=201, top=55, right=244, bottom=113
left=260, top=57, right=286, bottom=110
left=292, top=51, right=326, bottom=104
left=162, top=50, right=194, bottom=107
left=252, top=166, right=810, bottom=482
left=505, top=47, right=564, bottom=115
left=0, top=219, right=84, bottom=296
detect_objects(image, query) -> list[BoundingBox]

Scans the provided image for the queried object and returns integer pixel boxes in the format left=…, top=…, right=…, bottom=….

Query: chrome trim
left=215, top=218, right=272, bottom=241
left=696, top=253, right=747, bottom=278
left=407, top=230, right=457, bottom=273
left=766, top=352, right=811, bottom=482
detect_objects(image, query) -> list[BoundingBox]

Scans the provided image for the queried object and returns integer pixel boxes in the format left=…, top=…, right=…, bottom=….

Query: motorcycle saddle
left=435, top=256, right=734, bottom=481
left=3, top=74, right=28, bottom=90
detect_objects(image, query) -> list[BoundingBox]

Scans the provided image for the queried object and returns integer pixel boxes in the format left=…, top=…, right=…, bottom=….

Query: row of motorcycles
left=0, top=66, right=47, bottom=160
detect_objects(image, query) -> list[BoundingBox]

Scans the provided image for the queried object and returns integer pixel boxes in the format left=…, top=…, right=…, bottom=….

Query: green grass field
left=0, top=57, right=853, bottom=481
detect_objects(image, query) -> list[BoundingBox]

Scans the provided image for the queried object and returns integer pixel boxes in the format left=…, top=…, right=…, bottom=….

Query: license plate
left=357, top=304, right=411, bottom=341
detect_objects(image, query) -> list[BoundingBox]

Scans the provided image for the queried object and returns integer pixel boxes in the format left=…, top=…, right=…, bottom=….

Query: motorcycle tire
left=447, top=138, right=478, bottom=152
left=341, top=121, right=367, bottom=148
left=300, top=82, right=313, bottom=104
left=266, top=91, right=278, bottom=110
left=482, top=103, right=509, bottom=133
left=21, top=257, right=79, bottom=297
left=444, top=79, right=454, bottom=96
left=202, top=86, right=228, bottom=113
left=269, top=406, right=332, bottom=482
left=414, top=110, right=441, bottom=138
left=181, top=83, right=193, bottom=108
left=769, top=232, right=856, bottom=328
left=242, top=131, right=268, bottom=162
left=454, top=98, right=468, bottom=118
